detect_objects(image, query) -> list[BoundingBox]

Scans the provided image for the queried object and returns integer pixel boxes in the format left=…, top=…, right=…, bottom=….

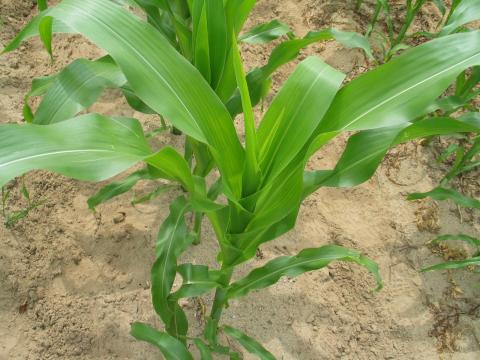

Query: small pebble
left=113, top=212, right=126, bottom=224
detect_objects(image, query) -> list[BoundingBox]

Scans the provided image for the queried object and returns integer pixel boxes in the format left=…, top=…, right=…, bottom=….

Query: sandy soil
left=0, top=0, right=479, bottom=359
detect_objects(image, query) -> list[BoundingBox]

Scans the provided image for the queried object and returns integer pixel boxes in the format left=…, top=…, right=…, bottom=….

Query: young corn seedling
left=1, top=181, right=46, bottom=229
left=422, top=234, right=480, bottom=272
left=3, top=0, right=480, bottom=357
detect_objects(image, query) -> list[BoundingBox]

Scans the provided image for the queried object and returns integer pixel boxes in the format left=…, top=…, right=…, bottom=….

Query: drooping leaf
left=122, top=84, right=156, bottom=114
left=430, top=234, right=480, bottom=250
left=223, top=325, right=275, bottom=360
left=130, top=322, right=194, bottom=360
left=305, top=116, right=480, bottom=193
left=131, top=184, right=176, bottom=205
left=146, top=147, right=196, bottom=194
left=422, top=257, right=480, bottom=272
left=240, top=19, right=291, bottom=44
left=6, top=0, right=245, bottom=198
left=262, top=29, right=373, bottom=75
left=87, top=168, right=154, bottom=209
left=305, top=125, right=406, bottom=190
left=33, top=56, right=126, bottom=124
left=407, top=187, right=480, bottom=209
left=2, top=8, right=73, bottom=54
left=227, top=245, right=382, bottom=299
left=0, top=114, right=150, bottom=188
left=39, top=16, right=54, bottom=59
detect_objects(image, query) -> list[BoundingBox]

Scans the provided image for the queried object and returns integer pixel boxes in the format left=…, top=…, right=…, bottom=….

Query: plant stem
left=159, top=115, right=167, bottom=129
left=391, top=0, right=425, bottom=50
left=192, top=212, right=203, bottom=245
left=366, top=1, right=383, bottom=37
left=355, top=0, right=363, bottom=12
left=208, top=267, right=234, bottom=343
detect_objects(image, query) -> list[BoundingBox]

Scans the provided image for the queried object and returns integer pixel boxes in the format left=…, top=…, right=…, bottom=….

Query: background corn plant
left=356, top=0, right=480, bottom=275
left=410, top=71, right=480, bottom=272
left=357, top=0, right=480, bottom=62
left=2, top=0, right=480, bottom=358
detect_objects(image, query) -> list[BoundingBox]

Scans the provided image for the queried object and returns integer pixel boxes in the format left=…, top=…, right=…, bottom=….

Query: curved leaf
left=194, top=339, right=214, bottom=360
left=7, top=0, right=245, bottom=198
left=422, top=257, right=480, bottom=272
left=226, top=28, right=372, bottom=116
left=319, top=31, right=480, bottom=133
left=430, top=234, right=480, bottom=249
left=223, top=325, right=275, bottom=360
left=0, top=114, right=150, bottom=188
left=240, top=19, right=291, bottom=44
left=131, top=322, right=194, bottom=360
left=87, top=168, right=154, bottom=209
left=170, top=264, right=222, bottom=300
left=33, top=56, right=126, bottom=124
left=227, top=245, right=382, bottom=299
left=304, top=116, right=480, bottom=192
left=407, top=187, right=480, bottom=209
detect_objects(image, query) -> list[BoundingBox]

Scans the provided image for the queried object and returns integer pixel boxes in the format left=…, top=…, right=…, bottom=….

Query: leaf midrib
left=229, top=253, right=352, bottom=297
left=343, top=51, right=480, bottom=130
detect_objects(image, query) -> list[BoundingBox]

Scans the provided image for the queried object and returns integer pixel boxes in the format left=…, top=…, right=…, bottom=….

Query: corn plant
left=358, top=0, right=480, bottom=62
left=400, top=2, right=480, bottom=274
left=409, top=68, right=480, bottom=274
left=20, top=0, right=373, bottom=243
left=3, top=0, right=480, bottom=358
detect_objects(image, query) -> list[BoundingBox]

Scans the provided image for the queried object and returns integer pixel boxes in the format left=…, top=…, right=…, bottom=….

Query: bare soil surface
left=0, top=1, right=479, bottom=359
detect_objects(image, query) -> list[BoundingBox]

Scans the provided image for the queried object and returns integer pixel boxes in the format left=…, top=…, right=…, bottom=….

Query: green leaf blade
left=422, top=257, right=480, bottom=272
left=240, top=19, right=291, bottom=44
left=151, top=197, right=192, bottom=339
left=131, top=322, right=194, bottom=360
left=41, top=0, right=244, bottom=198
left=33, top=56, right=126, bottom=125
left=320, top=32, right=480, bottom=133
left=0, top=114, right=150, bottom=188
left=407, top=187, right=480, bottom=209
left=227, top=245, right=382, bottom=299
left=223, top=325, right=276, bottom=360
